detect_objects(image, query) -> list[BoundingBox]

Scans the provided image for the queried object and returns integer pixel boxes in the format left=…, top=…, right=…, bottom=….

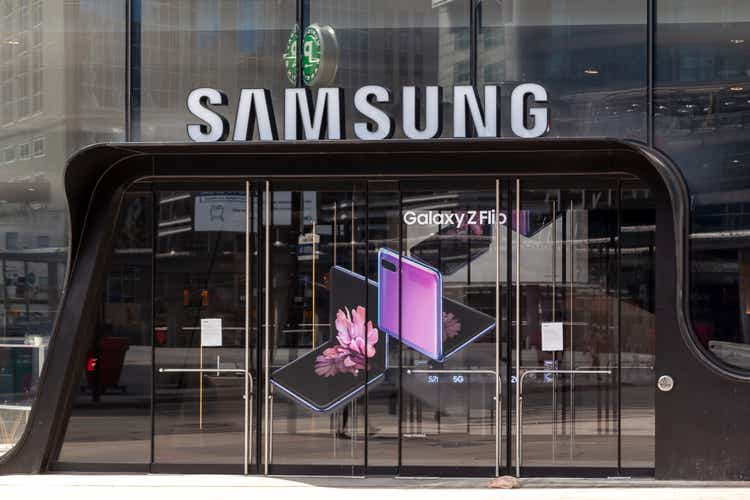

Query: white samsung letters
left=186, top=84, right=550, bottom=142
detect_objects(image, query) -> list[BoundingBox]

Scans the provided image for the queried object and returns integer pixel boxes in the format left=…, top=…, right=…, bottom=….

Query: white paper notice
left=194, top=194, right=246, bottom=233
left=541, top=322, right=563, bottom=352
left=201, top=318, right=222, bottom=347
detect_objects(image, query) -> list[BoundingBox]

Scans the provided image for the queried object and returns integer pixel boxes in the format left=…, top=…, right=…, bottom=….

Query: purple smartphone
left=378, top=247, right=443, bottom=360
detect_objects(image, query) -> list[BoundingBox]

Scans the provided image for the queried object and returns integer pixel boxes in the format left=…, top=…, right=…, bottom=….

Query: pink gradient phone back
left=378, top=248, right=442, bottom=360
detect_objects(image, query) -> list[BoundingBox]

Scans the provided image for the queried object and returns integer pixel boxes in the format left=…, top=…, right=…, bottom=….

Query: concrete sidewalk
left=0, top=475, right=749, bottom=500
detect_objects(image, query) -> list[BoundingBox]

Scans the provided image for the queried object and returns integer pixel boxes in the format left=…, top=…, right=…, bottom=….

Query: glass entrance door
left=264, top=179, right=505, bottom=476
left=263, top=176, right=655, bottom=477
left=152, top=182, right=257, bottom=473
left=513, top=178, right=655, bottom=475
left=59, top=171, right=655, bottom=477
left=265, top=181, right=369, bottom=475
left=395, top=180, right=504, bottom=476
left=117, top=175, right=655, bottom=477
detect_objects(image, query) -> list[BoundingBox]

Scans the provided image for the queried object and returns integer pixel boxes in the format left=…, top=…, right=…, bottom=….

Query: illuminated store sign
left=186, top=83, right=549, bottom=142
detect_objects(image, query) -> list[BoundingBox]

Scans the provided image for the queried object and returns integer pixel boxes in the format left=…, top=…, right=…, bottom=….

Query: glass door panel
left=261, top=176, right=656, bottom=477
left=396, top=180, right=504, bottom=475
left=364, top=182, right=401, bottom=472
left=267, top=181, right=368, bottom=474
left=619, top=181, right=656, bottom=469
left=153, top=183, right=254, bottom=470
left=515, top=180, right=619, bottom=471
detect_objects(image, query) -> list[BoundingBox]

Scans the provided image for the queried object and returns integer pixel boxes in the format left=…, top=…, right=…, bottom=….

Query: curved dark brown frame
left=1, top=139, right=749, bottom=479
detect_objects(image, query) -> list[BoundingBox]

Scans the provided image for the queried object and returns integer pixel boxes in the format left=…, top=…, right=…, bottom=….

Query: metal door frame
left=146, top=180, right=256, bottom=474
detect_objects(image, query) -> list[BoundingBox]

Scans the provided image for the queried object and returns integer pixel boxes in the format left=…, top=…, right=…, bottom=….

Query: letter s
left=187, top=88, right=230, bottom=142
left=354, top=85, right=393, bottom=140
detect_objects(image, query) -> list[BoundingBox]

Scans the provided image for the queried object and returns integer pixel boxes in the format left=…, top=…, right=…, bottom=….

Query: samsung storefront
left=0, top=0, right=749, bottom=481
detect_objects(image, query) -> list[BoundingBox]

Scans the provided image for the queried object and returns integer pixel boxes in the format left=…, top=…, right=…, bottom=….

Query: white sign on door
left=201, top=318, right=223, bottom=347
left=541, top=322, right=563, bottom=352
left=194, top=194, right=246, bottom=233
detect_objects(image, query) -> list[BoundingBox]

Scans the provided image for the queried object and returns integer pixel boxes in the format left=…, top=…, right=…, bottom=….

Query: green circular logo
left=283, top=27, right=298, bottom=85
left=282, top=24, right=338, bottom=86
left=302, top=26, right=322, bottom=85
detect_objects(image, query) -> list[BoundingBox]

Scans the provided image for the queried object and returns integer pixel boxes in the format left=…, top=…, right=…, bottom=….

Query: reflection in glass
left=268, top=184, right=367, bottom=473
left=0, top=0, right=126, bottom=457
left=59, top=191, right=153, bottom=464
left=365, top=187, right=401, bottom=470
left=479, top=1, right=647, bottom=140
left=309, top=0, right=470, bottom=138
left=139, top=0, right=295, bottom=140
left=657, top=1, right=750, bottom=371
left=398, top=183, right=501, bottom=473
left=619, top=182, right=655, bottom=468
left=514, top=180, right=655, bottom=471
left=153, top=185, right=252, bottom=467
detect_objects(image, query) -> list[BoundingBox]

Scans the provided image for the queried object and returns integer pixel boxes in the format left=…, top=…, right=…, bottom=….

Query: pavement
left=0, top=475, right=750, bottom=500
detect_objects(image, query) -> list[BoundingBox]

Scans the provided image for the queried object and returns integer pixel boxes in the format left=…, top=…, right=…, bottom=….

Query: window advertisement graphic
left=269, top=183, right=505, bottom=471
left=399, top=185, right=502, bottom=470
left=271, top=267, right=384, bottom=412
left=271, top=239, right=498, bottom=413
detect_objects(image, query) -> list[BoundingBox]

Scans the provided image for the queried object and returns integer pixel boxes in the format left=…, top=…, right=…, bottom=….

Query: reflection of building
left=0, top=1, right=125, bottom=336
left=139, top=0, right=293, bottom=140
left=0, top=0, right=750, bottom=484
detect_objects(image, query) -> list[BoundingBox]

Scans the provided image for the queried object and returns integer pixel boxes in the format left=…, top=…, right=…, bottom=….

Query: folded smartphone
left=378, top=247, right=495, bottom=362
left=272, top=262, right=495, bottom=413
left=379, top=248, right=443, bottom=360
left=271, top=266, right=385, bottom=412
left=409, top=221, right=493, bottom=276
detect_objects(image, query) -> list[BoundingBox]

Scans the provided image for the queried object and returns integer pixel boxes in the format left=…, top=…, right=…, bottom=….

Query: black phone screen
left=441, top=296, right=496, bottom=359
left=271, top=266, right=384, bottom=412
left=410, top=224, right=492, bottom=275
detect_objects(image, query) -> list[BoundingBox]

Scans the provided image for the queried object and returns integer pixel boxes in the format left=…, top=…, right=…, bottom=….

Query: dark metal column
left=647, top=0, right=655, bottom=147
left=126, top=0, right=141, bottom=142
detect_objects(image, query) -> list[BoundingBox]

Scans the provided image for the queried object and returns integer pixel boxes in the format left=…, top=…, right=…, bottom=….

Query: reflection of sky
left=238, top=0, right=263, bottom=52
left=197, top=0, right=219, bottom=49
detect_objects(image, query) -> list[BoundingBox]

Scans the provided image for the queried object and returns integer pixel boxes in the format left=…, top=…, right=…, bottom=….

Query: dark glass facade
left=56, top=174, right=657, bottom=474
left=0, top=0, right=747, bottom=479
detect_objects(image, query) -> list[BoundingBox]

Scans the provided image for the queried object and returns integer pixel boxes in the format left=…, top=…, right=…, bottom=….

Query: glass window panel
left=479, top=1, right=647, bottom=140
left=364, top=184, right=401, bottom=470
left=59, top=192, right=154, bottom=464
left=656, top=0, right=750, bottom=372
left=139, top=0, right=295, bottom=141
left=152, top=184, right=251, bottom=467
left=268, top=182, right=367, bottom=474
left=397, top=180, right=502, bottom=474
left=0, top=0, right=126, bottom=458
left=309, top=0, right=470, bottom=138
left=619, top=181, right=656, bottom=468
left=515, top=181, right=619, bottom=470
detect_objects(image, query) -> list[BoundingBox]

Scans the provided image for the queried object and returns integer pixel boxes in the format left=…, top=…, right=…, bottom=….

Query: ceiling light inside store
left=584, top=68, right=599, bottom=75
left=5, top=40, right=19, bottom=45
left=729, top=86, right=744, bottom=92
left=730, top=39, right=745, bottom=44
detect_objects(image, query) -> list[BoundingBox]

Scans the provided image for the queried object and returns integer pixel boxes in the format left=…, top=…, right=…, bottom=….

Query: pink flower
left=443, top=312, right=461, bottom=339
left=315, top=306, right=378, bottom=377
left=314, top=346, right=349, bottom=377
left=314, top=353, right=339, bottom=377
